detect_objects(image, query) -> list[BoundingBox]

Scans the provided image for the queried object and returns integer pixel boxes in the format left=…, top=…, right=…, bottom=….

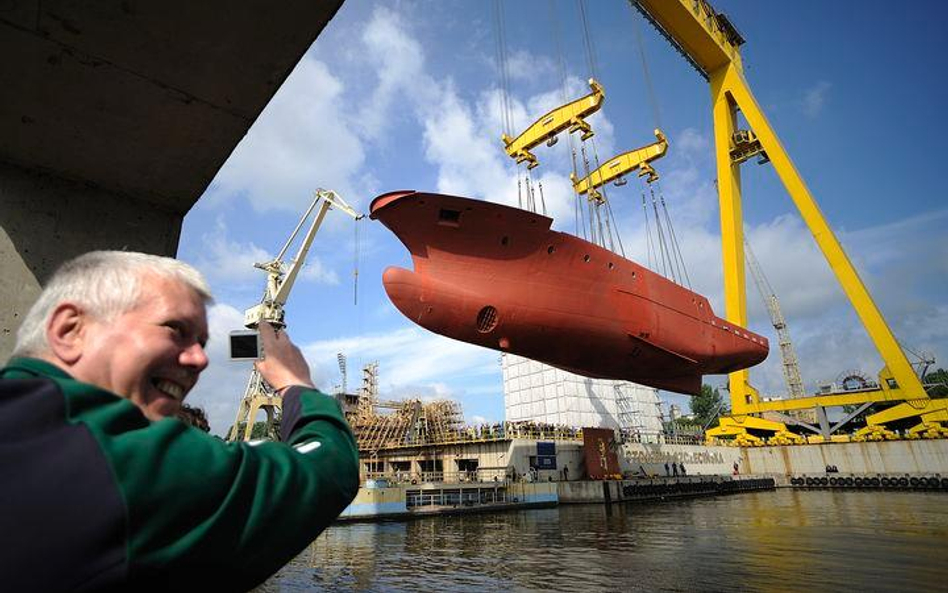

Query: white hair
left=14, top=251, right=213, bottom=356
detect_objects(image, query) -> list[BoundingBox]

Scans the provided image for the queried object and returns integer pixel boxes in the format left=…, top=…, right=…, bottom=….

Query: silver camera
left=229, top=330, right=263, bottom=361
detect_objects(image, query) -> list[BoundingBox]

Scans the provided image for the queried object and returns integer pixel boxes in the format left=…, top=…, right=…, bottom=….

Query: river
left=259, top=489, right=947, bottom=592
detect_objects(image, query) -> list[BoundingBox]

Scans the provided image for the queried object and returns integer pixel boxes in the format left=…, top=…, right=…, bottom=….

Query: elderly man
left=0, top=251, right=359, bottom=591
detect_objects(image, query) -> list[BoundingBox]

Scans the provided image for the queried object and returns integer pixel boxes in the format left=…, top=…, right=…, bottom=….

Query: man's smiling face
left=74, top=273, right=209, bottom=420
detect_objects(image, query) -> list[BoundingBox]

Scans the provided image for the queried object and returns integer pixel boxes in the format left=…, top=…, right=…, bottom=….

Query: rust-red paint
left=370, top=190, right=768, bottom=396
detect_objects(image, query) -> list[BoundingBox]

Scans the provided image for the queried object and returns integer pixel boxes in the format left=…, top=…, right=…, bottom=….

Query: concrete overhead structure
left=0, top=0, right=344, bottom=358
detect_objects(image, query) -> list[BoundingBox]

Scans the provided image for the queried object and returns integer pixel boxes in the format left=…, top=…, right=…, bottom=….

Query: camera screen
left=230, top=333, right=259, bottom=359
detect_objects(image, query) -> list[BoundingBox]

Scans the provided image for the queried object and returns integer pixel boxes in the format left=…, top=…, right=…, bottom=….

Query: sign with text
left=582, top=427, right=621, bottom=480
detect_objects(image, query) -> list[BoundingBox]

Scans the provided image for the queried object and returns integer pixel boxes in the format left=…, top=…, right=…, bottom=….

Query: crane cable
left=579, top=0, right=627, bottom=255
left=641, top=191, right=656, bottom=270
left=497, top=0, right=549, bottom=216
left=649, top=186, right=671, bottom=278
left=577, top=0, right=601, bottom=82
left=549, top=0, right=589, bottom=241
left=493, top=0, right=529, bottom=214
left=492, top=0, right=514, bottom=140
left=577, top=0, right=604, bottom=244
left=631, top=6, right=663, bottom=131
left=353, top=214, right=361, bottom=305
left=659, top=183, right=692, bottom=288
left=629, top=3, right=690, bottom=287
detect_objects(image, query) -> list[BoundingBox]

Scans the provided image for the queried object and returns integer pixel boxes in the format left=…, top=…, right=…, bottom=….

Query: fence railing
left=362, top=467, right=512, bottom=485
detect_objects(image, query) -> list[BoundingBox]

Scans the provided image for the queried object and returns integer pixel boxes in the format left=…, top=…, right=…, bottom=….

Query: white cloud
left=504, top=49, right=557, bottom=84
left=357, top=6, right=428, bottom=140
left=745, top=214, right=842, bottom=320
left=354, top=7, right=616, bottom=228
left=194, top=217, right=271, bottom=288
left=301, top=326, right=499, bottom=394
left=801, top=81, right=831, bottom=118
left=193, top=216, right=339, bottom=292
left=676, top=127, right=710, bottom=156
left=736, top=210, right=948, bottom=396
left=203, top=58, right=366, bottom=212
left=185, top=303, right=255, bottom=436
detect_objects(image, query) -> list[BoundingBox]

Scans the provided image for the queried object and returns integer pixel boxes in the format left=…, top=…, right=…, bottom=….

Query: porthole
left=476, top=306, right=499, bottom=333
left=547, top=245, right=555, bottom=254
left=583, top=254, right=591, bottom=263
left=501, top=236, right=509, bottom=246
left=608, top=262, right=615, bottom=270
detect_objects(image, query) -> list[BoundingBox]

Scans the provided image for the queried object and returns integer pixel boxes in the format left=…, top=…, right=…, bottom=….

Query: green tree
left=226, top=419, right=281, bottom=441
left=690, top=384, right=728, bottom=428
left=924, top=368, right=948, bottom=397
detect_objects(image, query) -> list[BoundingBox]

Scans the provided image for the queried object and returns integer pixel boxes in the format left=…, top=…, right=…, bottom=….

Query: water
left=260, top=490, right=948, bottom=592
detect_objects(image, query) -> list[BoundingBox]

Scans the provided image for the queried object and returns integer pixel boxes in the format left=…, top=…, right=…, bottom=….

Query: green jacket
left=0, top=357, right=359, bottom=591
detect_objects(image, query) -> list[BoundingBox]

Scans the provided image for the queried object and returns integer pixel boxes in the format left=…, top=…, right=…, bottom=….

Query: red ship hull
left=370, top=191, right=768, bottom=395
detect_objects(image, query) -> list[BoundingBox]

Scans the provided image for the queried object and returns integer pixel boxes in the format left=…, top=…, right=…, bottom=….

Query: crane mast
left=228, top=189, right=362, bottom=442
left=243, top=189, right=361, bottom=329
left=744, top=241, right=805, bottom=399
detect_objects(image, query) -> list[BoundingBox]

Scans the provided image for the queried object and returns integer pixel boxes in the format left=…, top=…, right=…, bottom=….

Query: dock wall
left=340, top=485, right=408, bottom=519
left=558, top=476, right=775, bottom=504
left=619, top=442, right=742, bottom=476
left=742, top=439, right=948, bottom=476
left=339, top=481, right=557, bottom=520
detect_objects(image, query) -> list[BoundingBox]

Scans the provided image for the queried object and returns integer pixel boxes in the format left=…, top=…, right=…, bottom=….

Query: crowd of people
left=455, top=420, right=584, bottom=442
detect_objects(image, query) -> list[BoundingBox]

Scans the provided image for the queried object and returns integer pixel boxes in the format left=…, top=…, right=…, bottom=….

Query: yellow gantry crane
left=570, top=129, right=668, bottom=203
left=502, top=78, right=605, bottom=169
left=630, top=0, right=948, bottom=443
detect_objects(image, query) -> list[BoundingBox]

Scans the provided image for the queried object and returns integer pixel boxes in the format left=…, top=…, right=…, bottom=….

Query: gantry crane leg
left=860, top=399, right=948, bottom=441
left=710, top=69, right=754, bottom=413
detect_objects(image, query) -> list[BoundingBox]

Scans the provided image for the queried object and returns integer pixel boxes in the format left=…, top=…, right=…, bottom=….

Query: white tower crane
left=743, top=239, right=806, bottom=400
left=227, top=189, right=362, bottom=441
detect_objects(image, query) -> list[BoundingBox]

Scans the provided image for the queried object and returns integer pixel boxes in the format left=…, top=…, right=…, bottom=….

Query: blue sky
left=178, top=1, right=948, bottom=434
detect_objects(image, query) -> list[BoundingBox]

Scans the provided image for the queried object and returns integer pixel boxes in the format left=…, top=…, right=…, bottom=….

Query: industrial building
left=501, top=354, right=664, bottom=437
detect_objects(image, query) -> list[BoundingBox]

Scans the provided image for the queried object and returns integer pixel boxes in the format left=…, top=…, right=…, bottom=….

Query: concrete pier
left=742, top=438, right=948, bottom=476
left=0, top=0, right=343, bottom=358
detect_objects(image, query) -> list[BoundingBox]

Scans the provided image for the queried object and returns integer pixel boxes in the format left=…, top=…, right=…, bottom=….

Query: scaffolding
left=346, top=363, right=467, bottom=455
left=345, top=363, right=584, bottom=455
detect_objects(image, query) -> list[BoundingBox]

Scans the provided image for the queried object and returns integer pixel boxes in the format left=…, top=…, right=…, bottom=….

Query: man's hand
left=254, top=322, right=315, bottom=392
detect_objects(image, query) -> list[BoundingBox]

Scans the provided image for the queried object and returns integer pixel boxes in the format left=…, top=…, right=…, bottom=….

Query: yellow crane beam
left=631, top=0, right=745, bottom=79
left=502, top=78, right=605, bottom=169
left=570, top=129, right=668, bottom=203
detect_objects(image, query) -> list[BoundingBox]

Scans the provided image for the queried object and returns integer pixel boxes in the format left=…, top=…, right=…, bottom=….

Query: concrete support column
left=816, top=406, right=831, bottom=439
left=0, top=161, right=182, bottom=360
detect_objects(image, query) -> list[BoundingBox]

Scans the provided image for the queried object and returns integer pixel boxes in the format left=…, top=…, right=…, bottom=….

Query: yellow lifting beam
left=502, top=78, right=605, bottom=169
left=631, top=0, right=936, bottom=440
left=570, top=129, right=668, bottom=203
